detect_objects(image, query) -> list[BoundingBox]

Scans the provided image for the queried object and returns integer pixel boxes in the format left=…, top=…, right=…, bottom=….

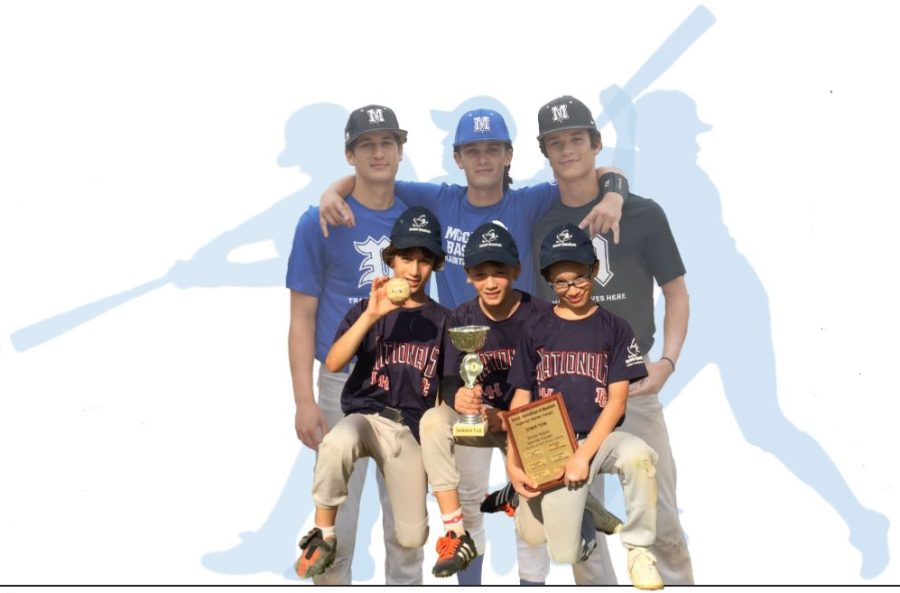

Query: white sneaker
left=627, top=547, right=664, bottom=590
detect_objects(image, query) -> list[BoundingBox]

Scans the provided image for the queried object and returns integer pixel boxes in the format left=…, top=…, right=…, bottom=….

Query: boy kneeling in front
left=505, top=223, right=664, bottom=590
left=295, top=206, right=450, bottom=579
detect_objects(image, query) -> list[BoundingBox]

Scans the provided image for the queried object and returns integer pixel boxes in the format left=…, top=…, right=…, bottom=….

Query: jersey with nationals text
left=507, top=306, right=648, bottom=435
left=336, top=298, right=451, bottom=442
left=442, top=291, right=552, bottom=411
left=395, top=181, right=559, bottom=308
left=286, top=195, right=408, bottom=363
left=532, top=193, right=685, bottom=353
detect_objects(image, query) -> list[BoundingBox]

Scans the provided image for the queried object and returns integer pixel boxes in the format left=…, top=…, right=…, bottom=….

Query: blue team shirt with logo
left=335, top=299, right=451, bottom=442
left=286, top=195, right=408, bottom=362
left=442, top=292, right=552, bottom=411
left=507, top=306, right=649, bottom=434
left=395, top=181, right=559, bottom=308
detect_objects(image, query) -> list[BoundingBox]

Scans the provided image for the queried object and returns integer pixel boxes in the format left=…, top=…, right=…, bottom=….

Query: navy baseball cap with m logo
left=345, top=104, right=408, bottom=146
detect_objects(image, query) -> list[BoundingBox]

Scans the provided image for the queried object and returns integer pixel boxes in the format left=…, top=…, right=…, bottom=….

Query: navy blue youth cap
left=454, top=108, right=512, bottom=147
left=537, top=95, right=597, bottom=140
left=464, top=221, right=519, bottom=268
left=345, top=104, right=408, bottom=147
left=539, top=223, right=597, bottom=272
left=389, top=206, right=444, bottom=258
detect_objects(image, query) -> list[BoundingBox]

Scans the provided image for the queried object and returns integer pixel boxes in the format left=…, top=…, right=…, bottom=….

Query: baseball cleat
left=481, top=482, right=518, bottom=516
left=432, top=530, right=478, bottom=578
left=585, top=493, right=623, bottom=535
left=294, top=527, right=336, bottom=579
left=627, top=547, right=664, bottom=590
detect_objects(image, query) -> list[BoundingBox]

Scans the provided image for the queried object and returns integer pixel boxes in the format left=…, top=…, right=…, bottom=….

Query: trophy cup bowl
left=448, top=325, right=490, bottom=437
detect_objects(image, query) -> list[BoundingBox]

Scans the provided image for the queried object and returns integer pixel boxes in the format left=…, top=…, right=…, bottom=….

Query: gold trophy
left=448, top=325, right=490, bottom=437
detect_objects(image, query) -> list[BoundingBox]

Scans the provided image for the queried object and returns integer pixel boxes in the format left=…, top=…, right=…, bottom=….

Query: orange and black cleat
left=481, top=482, right=518, bottom=517
left=432, top=530, right=477, bottom=578
left=295, top=527, right=336, bottom=579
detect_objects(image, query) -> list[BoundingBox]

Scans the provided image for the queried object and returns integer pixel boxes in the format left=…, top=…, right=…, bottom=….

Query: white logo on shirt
left=354, top=235, right=391, bottom=288
left=625, top=338, right=643, bottom=367
left=591, top=234, right=614, bottom=287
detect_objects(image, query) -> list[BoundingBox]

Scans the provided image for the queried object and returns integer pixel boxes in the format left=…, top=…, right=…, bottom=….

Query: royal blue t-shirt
left=507, top=306, right=648, bottom=434
left=395, top=181, right=559, bottom=308
left=335, top=298, right=451, bottom=442
left=442, top=292, right=552, bottom=411
left=286, top=196, right=408, bottom=363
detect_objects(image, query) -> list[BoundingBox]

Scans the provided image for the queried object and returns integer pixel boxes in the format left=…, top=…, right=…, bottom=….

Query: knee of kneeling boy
left=395, top=521, right=429, bottom=549
left=418, top=407, right=445, bottom=439
left=616, top=439, right=659, bottom=478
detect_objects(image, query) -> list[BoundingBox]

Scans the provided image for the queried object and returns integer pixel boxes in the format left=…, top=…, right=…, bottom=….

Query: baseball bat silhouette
left=594, top=5, right=715, bottom=129
left=11, top=275, right=169, bottom=352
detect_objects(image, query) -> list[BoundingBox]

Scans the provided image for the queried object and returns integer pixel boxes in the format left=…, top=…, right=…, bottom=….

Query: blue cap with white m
left=453, top=109, right=512, bottom=147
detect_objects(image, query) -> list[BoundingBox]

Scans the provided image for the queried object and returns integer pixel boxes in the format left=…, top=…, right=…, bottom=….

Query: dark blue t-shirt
left=336, top=299, right=451, bottom=442
left=507, top=306, right=648, bottom=434
left=442, top=292, right=552, bottom=411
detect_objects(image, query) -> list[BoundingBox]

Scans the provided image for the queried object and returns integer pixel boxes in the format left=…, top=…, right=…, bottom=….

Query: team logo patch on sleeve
left=625, top=338, right=643, bottom=367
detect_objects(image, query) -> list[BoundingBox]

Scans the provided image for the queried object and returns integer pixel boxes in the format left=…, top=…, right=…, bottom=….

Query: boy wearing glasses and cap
left=294, top=206, right=451, bottom=579
left=505, top=223, right=664, bottom=591
left=531, top=95, right=692, bottom=585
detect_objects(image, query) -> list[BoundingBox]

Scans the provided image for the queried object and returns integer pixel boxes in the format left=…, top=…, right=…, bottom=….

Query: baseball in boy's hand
left=385, top=277, right=410, bottom=304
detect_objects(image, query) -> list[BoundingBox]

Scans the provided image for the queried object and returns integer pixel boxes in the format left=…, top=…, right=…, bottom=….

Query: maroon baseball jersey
left=335, top=298, right=452, bottom=442
left=442, top=291, right=552, bottom=411
left=507, top=306, right=648, bottom=434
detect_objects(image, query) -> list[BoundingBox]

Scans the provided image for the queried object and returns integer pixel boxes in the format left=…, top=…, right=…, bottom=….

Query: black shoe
left=432, top=530, right=478, bottom=578
left=481, top=482, right=518, bottom=516
left=584, top=493, right=623, bottom=535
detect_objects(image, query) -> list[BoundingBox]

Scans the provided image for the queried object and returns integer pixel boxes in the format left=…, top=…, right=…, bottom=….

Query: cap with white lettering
left=389, top=206, right=445, bottom=259
left=536, top=95, right=597, bottom=140
left=345, top=104, right=408, bottom=147
left=454, top=108, right=512, bottom=147
left=539, top=223, right=597, bottom=272
left=464, top=221, right=519, bottom=268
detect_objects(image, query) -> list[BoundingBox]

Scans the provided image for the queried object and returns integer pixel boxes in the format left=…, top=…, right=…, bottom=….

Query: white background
left=1, top=0, right=897, bottom=586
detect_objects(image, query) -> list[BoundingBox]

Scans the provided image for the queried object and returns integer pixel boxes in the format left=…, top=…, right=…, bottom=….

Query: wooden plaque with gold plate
left=503, top=392, right=577, bottom=492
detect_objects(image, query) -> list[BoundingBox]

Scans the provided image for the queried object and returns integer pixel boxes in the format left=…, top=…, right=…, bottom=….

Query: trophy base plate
left=452, top=420, right=487, bottom=437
